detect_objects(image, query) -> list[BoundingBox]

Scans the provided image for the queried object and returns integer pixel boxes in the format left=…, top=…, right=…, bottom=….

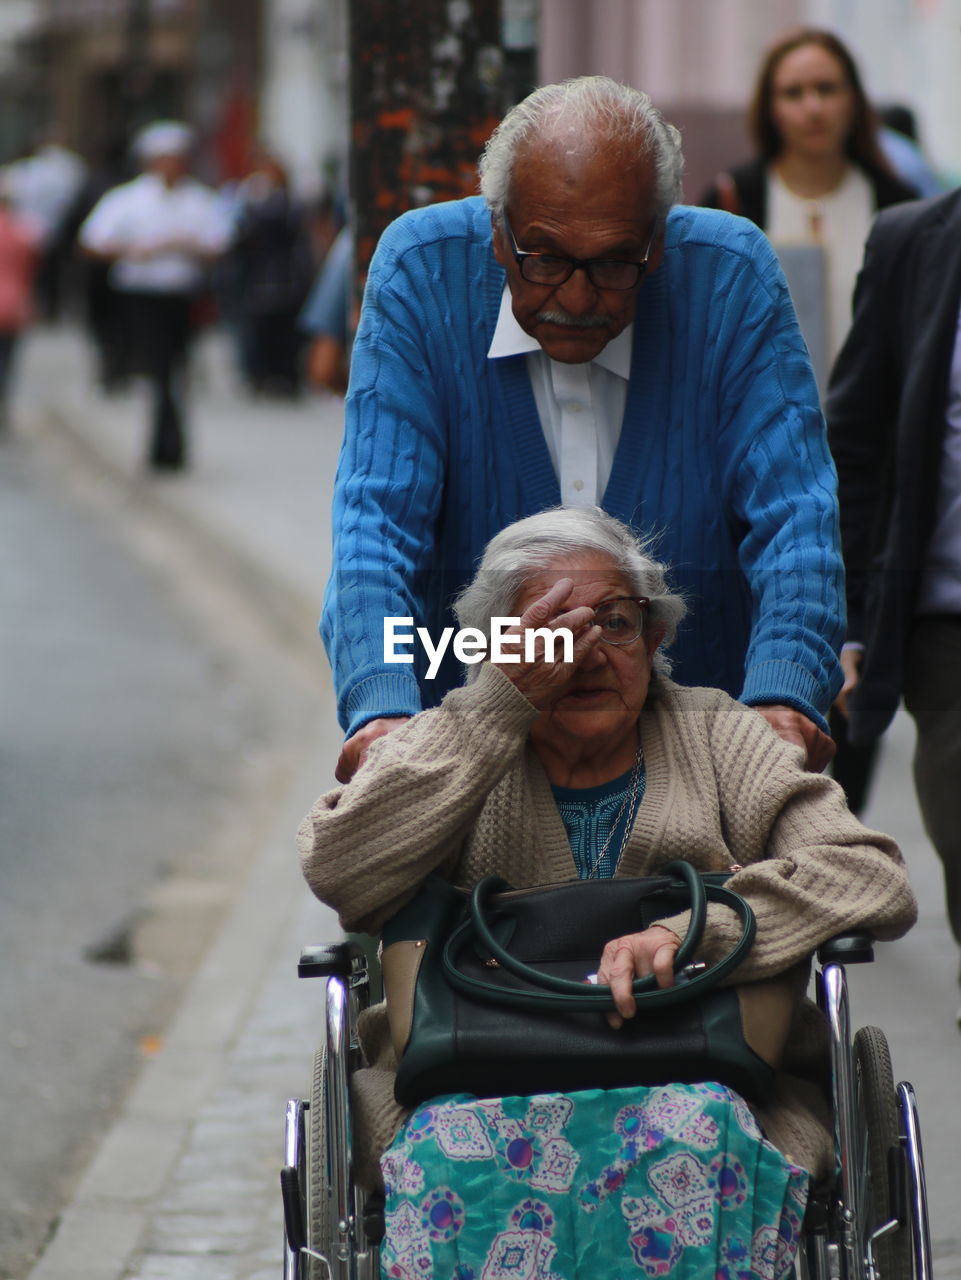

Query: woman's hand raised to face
left=597, top=926, right=681, bottom=1029
left=491, top=577, right=602, bottom=710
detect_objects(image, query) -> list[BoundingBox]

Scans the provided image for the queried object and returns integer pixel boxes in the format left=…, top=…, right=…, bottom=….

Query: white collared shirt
left=767, top=165, right=874, bottom=365
left=487, top=286, right=632, bottom=506
left=79, top=172, right=232, bottom=294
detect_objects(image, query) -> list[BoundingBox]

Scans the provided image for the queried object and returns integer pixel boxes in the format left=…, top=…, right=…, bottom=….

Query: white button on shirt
left=487, top=286, right=632, bottom=506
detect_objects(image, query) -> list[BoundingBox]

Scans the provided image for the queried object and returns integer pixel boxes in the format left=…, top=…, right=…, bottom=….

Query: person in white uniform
left=79, top=121, right=231, bottom=471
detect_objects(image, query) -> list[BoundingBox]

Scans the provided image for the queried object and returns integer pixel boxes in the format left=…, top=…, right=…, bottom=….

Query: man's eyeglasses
left=593, top=597, right=650, bottom=646
left=502, top=213, right=657, bottom=291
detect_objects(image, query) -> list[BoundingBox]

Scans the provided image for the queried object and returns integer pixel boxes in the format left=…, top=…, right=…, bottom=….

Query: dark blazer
left=700, top=157, right=916, bottom=228
left=826, top=187, right=961, bottom=742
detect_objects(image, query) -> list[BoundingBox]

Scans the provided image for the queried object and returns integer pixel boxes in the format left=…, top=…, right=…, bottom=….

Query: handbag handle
left=442, top=859, right=756, bottom=1012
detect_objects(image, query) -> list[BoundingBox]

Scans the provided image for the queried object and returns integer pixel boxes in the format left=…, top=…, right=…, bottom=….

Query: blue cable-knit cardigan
left=323, top=197, right=844, bottom=737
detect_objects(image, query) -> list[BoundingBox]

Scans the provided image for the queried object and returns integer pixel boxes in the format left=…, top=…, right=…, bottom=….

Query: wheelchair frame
left=280, top=935, right=932, bottom=1280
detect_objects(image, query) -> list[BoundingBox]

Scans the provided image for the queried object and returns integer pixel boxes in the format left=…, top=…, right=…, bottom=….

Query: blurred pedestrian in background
left=299, top=222, right=352, bottom=394
left=878, top=102, right=946, bottom=199
left=827, top=187, right=961, bottom=1020
left=228, top=152, right=315, bottom=398
left=701, top=27, right=917, bottom=816
left=72, top=139, right=131, bottom=392
left=78, top=121, right=232, bottom=472
left=0, top=174, right=40, bottom=430
left=700, top=27, right=915, bottom=369
left=4, top=131, right=87, bottom=322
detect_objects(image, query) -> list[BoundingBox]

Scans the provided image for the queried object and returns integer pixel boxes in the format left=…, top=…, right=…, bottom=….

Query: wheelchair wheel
left=307, top=1048, right=336, bottom=1280
left=854, top=1026, right=912, bottom=1279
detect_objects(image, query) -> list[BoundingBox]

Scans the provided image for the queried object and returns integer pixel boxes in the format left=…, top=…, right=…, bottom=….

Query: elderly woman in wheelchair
left=296, top=507, right=919, bottom=1280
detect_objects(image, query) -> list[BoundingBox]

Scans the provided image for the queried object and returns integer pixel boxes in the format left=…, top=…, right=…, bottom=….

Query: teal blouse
left=551, top=765, right=647, bottom=879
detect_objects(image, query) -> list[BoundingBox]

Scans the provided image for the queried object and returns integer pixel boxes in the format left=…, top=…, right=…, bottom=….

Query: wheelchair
left=280, top=933, right=932, bottom=1280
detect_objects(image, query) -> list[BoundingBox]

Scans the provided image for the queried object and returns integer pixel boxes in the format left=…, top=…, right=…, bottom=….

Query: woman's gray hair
left=478, top=76, right=684, bottom=226
left=453, top=507, right=687, bottom=680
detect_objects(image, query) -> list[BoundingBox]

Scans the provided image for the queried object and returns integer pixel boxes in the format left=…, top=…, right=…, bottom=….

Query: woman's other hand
left=492, top=577, right=601, bottom=709
left=597, top=925, right=681, bottom=1029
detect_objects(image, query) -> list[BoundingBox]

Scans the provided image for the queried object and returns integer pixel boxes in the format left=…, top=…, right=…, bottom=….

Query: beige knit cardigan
left=298, top=664, right=917, bottom=1185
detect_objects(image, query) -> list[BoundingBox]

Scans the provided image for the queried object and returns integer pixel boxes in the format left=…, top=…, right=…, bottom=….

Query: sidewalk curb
left=28, top=720, right=340, bottom=1280
left=33, top=399, right=323, bottom=664
left=23, top=336, right=343, bottom=1279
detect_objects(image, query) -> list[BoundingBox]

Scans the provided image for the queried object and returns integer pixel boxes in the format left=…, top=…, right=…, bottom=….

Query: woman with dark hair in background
left=702, top=28, right=917, bottom=816
left=701, top=26, right=915, bottom=369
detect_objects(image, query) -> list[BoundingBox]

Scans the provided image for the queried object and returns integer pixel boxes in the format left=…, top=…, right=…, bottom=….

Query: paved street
left=8, top=323, right=959, bottom=1279
left=0, top=435, right=321, bottom=1278
left=9, top=325, right=346, bottom=1280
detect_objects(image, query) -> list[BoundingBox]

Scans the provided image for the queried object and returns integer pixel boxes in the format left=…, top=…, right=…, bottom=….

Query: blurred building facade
left=0, top=2, right=45, bottom=161
left=24, top=0, right=260, bottom=180
left=0, top=0, right=348, bottom=198
left=539, top=0, right=961, bottom=199
left=5, top=1, right=956, bottom=215
left=259, top=0, right=348, bottom=199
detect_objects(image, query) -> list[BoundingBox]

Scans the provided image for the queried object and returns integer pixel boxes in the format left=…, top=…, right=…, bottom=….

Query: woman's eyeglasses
left=593, top=597, right=650, bottom=646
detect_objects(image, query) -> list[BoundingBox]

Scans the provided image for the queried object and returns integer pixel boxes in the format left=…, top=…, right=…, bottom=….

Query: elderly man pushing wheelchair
left=323, top=75, right=844, bottom=782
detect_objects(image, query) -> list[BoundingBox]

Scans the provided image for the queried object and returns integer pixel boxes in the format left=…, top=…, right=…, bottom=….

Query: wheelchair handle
left=817, top=933, right=875, bottom=966
left=298, top=941, right=368, bottom=979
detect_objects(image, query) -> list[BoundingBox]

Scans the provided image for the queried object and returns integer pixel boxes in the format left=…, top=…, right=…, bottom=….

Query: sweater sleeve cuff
left=655, top=909, right=693, bottom=950
left=656, top=902, right=744, bottom=969
left=344, top=672, right=423, bottom=739
left=740, top=659, right=833, bottom=735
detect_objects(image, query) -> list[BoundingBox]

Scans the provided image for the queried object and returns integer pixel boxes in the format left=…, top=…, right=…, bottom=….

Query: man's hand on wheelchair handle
left=336, top=717, right=412, bottom=783
left=754, top=704, right=836, bottom=772
left=597, top=926, right=681, bottom=1029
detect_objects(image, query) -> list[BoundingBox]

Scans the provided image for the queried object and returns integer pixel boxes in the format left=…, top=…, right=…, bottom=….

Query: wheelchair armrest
left=816, top=933, right=875, bottom=965
left=298, top=941, right=369, bottom=978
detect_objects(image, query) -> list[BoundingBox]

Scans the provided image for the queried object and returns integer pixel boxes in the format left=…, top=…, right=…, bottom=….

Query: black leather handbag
left=380, top=860, right=796, bottom=1108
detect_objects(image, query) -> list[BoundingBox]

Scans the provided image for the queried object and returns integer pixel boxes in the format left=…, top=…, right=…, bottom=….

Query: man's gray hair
left=478, top=76, right=684, bottom=226
left=453, top=507, right=687, bottom=680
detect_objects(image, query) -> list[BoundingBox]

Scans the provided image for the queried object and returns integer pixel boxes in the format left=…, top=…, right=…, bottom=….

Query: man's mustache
left=536, top=310, right=612, bottom=329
